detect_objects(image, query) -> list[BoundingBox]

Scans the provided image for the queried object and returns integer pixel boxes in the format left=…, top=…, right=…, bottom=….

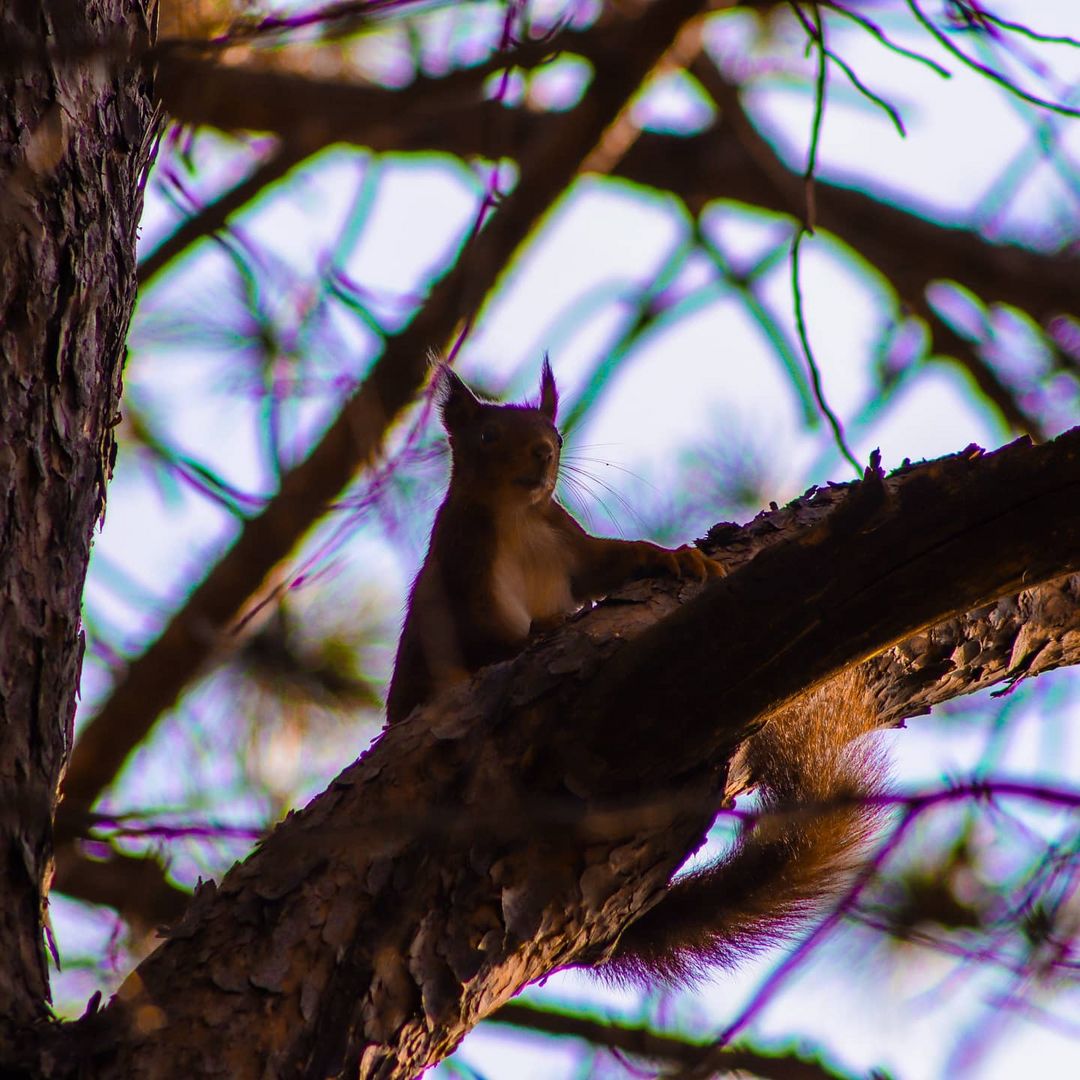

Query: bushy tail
left=603, top=669, right=886, bottom=986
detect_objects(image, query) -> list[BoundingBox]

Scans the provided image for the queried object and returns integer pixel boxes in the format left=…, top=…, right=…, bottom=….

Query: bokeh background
left=53, top=2, right=1080, bottom=1077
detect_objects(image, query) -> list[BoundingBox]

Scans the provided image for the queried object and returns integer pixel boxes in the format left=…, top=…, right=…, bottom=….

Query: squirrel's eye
left=555, top=431, right=564, bottom=449
left=479, top=427, right=500, bottom=445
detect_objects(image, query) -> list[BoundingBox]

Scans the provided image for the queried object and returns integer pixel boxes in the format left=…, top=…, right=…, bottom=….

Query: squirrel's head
left=438, top=358, right=562, bottom=506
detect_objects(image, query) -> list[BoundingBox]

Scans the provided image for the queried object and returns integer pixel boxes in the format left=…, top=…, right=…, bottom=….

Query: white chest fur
left=490, top=509, right=577, bottom=639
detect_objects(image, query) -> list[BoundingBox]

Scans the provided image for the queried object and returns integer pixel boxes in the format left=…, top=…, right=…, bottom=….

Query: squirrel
left=386, top=358, right=720, bottom=725
left=386, top=360, right=884, bottom=985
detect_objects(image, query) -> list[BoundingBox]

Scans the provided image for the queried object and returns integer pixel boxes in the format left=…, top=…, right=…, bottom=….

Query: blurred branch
left=53, top=844, right=189, bottom=938
left=61, top=0, right=711, bottom=816
left=154, top=18, right=592, bottom=140
left=680, top=54, right=1054, bottom=437
left=147, top=14, right=612, bottom=286
left=157, top=52, right=491, bottom=146
left=904, top=0, right=1080, bottom=118
left=157, top=32, right=1080, bottom=426
left=923, top=308, right=1044, bottom=435
left=153, top=4, right=767, bottom=139
left=138, top=142, right=309, bottom=287
left=487, top=1001, right=863, bottom=1079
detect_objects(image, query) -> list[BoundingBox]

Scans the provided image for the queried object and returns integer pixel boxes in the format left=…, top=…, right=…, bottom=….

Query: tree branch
left=681, top=56, right=1052, bottom=437
left=137, top=142, right=309, bottom=287
left=152, top=35, right=1080, bottom=384
left=155, top=41, right=1080, bottom=364
left=32, top=428, right=1080, bottom=1078
left=572, top=432, right=1080, bottom=784
left=52, top=844, right=189, bottom=939
left=55, top=460, right=1080, bottom=933
left=627, top=64, right=1079, bottom=333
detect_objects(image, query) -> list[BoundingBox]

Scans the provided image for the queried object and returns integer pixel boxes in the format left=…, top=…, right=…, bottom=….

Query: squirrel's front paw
left=670, top=544, right=725, bottom=581
left=644, top=543, right=723, bottom=581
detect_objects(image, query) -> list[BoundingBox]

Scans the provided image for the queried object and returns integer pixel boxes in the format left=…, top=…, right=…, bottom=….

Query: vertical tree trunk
left=0, top=0, right=155, bottom=1041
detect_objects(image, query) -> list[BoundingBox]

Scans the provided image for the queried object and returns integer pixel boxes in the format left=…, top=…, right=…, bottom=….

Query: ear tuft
left=438, top=364, right=481, bottom=433
left=538, top=353, right=558, bottom=422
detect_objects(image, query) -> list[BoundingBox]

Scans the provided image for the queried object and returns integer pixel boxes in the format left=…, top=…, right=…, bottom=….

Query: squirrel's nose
left=532, top=441, right=554, bottom=466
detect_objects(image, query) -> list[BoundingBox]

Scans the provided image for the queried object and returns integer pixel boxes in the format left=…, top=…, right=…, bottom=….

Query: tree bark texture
left=48, top=485, right=1080, bottom=947
left=0, top=0, right=155, bottom=1039
left=24, top=428, right=1079, bottom=1079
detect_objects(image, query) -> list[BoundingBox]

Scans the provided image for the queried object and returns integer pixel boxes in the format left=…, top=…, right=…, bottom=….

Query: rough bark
left=51, top=469, right=1080, bottom=937
left=21, top=427, right=1079, bottom=1079
left=0, top=0, right=155, bottom=1043
left=567, top=435, right=1080, bottom=787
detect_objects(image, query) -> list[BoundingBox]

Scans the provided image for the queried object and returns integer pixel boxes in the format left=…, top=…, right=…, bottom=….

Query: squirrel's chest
left=490, top=514, right=577, bottom=639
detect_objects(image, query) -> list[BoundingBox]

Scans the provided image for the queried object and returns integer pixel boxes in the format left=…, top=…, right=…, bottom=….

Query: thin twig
left=820, top=2, right=952, bottom=77
left=906, top=0, right=1080, bottom=118
left=953, top=2, right=1080, bottom=49
left=490, top=1002, right=864, bottom=1080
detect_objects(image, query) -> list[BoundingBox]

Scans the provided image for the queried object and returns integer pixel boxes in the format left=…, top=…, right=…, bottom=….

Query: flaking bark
left=0, top=0, right=156, bottom=1044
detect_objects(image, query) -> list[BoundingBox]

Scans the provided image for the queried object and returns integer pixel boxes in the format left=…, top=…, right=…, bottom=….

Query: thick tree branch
left=54, top=587, right=1080, bottom=937
left=696, top=472, right=1080, bottom=727
left=53, top=583, right=1080, bottom=940
left=572, top=432, right=1080, bottom=785
left=61, top=0, right=711, bottom=818
left=31, top=428, right=1079, bottom=1079
left=156, top=35, right=551, bottom=143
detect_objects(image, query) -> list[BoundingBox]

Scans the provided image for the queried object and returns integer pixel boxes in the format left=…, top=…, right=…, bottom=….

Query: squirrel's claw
left=671, top=544, right=725, bottom=581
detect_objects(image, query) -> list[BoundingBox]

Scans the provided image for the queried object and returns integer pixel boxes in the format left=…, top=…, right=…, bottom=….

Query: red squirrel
left=386, top=359, right=720, bottom=725
left=387, top=361, right=884, bottom=985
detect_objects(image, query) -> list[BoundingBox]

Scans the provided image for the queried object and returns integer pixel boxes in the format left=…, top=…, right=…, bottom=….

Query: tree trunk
left=0, top=0, right=155, bottom=1046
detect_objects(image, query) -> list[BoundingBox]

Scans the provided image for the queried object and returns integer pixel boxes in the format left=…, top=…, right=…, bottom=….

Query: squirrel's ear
left=538, top=354, right=558, bottom=422
left=438, top=364, right=481, bottom=433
